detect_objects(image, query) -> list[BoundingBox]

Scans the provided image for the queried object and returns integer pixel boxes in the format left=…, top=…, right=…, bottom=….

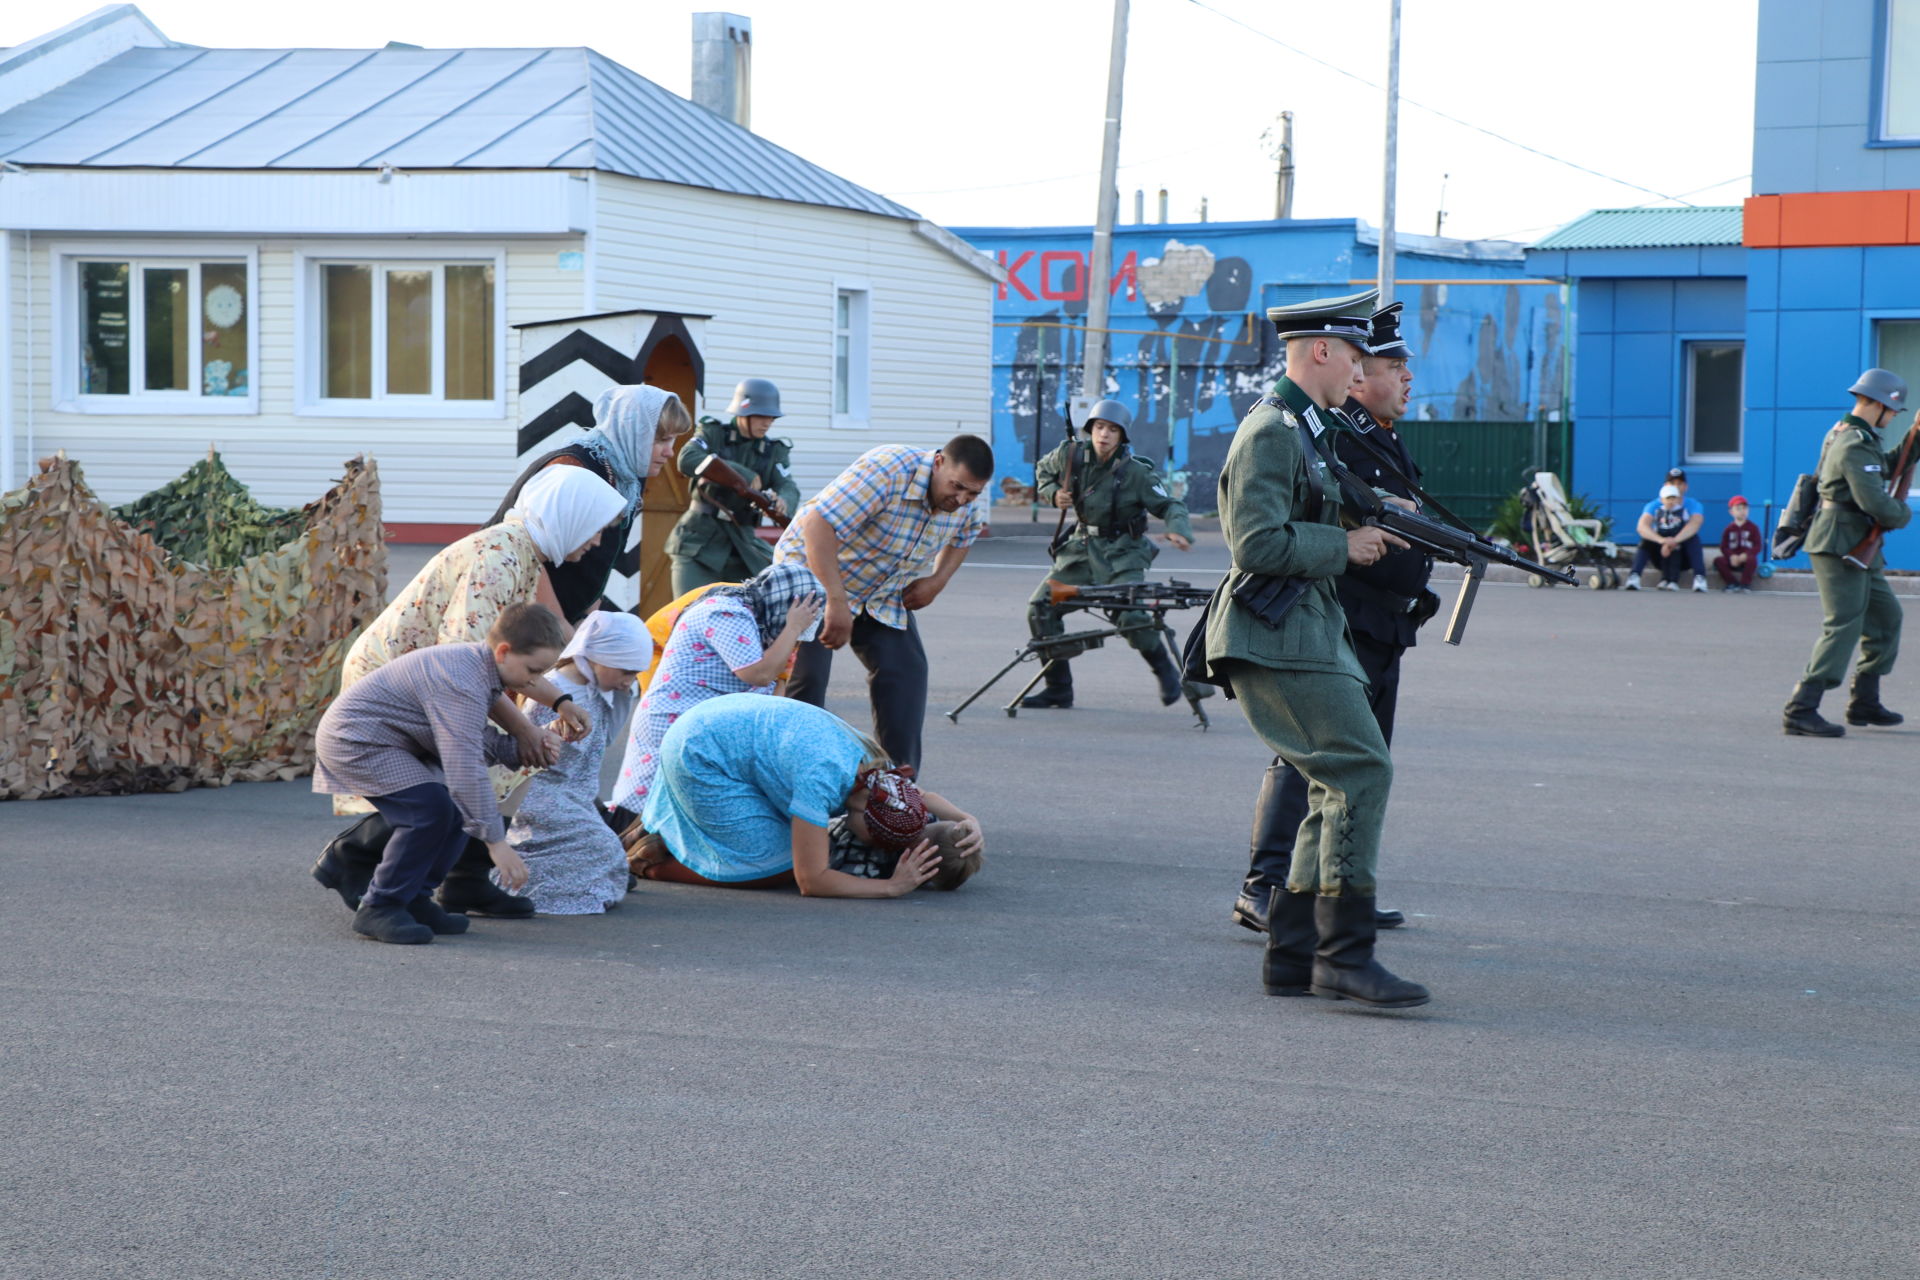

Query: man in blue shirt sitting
left=1625, top=467, right=1708, bottom=592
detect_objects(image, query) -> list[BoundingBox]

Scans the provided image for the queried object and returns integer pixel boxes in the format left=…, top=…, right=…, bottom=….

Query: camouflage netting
left=0, top=452, right=387, bottom=800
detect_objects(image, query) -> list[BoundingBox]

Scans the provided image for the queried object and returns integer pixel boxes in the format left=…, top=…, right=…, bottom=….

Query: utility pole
left=1273, top=111, right=1295, bottom=219
left=1080, top=0, right=1129, bottom=418
left=1379, top=0, right=1401, bottom=306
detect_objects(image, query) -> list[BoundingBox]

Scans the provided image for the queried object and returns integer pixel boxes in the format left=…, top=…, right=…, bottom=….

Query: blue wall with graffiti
left=952, top=218, right=1566, bottom=511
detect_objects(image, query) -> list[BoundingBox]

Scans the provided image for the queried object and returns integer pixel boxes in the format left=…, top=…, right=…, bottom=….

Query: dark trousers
left=1244, top=632, right=1403, bottom=895
left=1631, top=536, right=1706, bottom=583
left=787, top=612, right=928, bottom=776
left=363, top=783, right=469, bottom=910
left=1713, top=553, right=1757, bottom=587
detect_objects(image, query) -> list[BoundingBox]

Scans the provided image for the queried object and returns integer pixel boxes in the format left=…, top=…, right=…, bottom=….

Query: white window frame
left=294, top=243, right=507, bottom=419
left=831, top=280, right=872, bottom=430
left=1682, top=338, right=1744, bottom=464
left=50, top=240, right=260, bottom=416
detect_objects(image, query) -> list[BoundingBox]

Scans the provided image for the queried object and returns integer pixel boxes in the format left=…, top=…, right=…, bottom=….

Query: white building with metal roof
left=0, top=5, right=999, bottom=595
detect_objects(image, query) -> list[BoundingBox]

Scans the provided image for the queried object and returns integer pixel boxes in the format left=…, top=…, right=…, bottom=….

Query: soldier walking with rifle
left=1780, top=368, right=1916, bottom=737
left=1195, top=288, right=1431, bottom=1010
left=1020, top=399, right=1210, bottom=711
left=1231, top=302, right=1433, bottom=935
left=665, top=377, right=801, bottom=596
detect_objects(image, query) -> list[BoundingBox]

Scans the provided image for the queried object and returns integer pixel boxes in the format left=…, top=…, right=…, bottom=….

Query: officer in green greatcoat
left=1019, top=398, right=1207, bottom=709
left=1782, top=368, right=1913, bottom=737
left=1196, top=288, right=1429, bottom=1010
left=665, top=377, right=803, bottom=596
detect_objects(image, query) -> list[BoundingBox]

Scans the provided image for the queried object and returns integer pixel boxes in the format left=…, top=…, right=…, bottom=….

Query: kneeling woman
left=632, top=695, right=983, bottom=898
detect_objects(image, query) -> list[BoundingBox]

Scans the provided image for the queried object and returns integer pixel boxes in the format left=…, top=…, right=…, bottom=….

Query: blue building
left=952, top=218, right=1562, bottom=511
left=1523, top=208, right=1749, bottom=541
left=1535, top=0, right=1920, bottom=568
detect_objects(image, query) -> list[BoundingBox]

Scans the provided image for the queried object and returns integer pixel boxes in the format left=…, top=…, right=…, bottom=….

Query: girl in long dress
left=500, top=612, right=655, bottom=915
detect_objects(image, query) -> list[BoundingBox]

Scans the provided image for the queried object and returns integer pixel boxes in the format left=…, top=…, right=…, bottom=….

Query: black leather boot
left=1233, top=761, right=1299, bottom=933
left=1846, top=674, right=1904, bottom=726
left=312, top=813, right=392, bottom=911
left=1310, top=894, right=1431, bottom=1008
left=1783, top=681, right=1845, bottom=737
left=406, top=894, right=471, bottom=935
left=1020, top=662, right=1074, bottom=709
left=1143, top=646, right=1184, bottom=705
left=436, top=839, right=535, bottom=918
left=1262, top=887, right=1316, bottom=996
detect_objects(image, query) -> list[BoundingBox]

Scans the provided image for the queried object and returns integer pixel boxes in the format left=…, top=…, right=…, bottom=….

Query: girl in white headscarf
left=492, top=384, right=693, bottom=622
left=497, top=611, right=655, bottom=914
left=322, top=466, right=627, bottom=918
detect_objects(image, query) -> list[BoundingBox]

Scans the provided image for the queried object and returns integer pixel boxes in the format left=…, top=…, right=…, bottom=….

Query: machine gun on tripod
left=946, top=578, right=1217, bottom=728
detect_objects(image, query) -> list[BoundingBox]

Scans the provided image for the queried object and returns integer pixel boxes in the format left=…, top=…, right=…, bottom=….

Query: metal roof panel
left=0, top=42, right=916, bottom=219
left=1531, top=206, right=1744, bottom=250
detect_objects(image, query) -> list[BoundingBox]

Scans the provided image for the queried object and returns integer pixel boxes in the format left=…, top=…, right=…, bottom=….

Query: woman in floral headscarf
left=494, top=384, right=693, bottom=622
left=625, top=694, right=984, bottom=898
left=610, top=563, right=825, bottom=819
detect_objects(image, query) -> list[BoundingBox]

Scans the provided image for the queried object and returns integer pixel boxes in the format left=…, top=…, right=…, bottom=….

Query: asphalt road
left=4, top=536, right=1917, bottom=1279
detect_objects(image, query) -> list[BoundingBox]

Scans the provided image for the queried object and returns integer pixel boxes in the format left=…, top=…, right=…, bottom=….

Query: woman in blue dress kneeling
left=629, top=694, right=983, bottom=898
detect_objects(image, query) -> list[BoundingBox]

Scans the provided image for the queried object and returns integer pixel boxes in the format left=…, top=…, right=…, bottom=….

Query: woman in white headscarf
left=316, top=466, right=628, bottom=919
left=493, top=384, right=693, bottom=622
left=498, top=611, right=655, bottom=914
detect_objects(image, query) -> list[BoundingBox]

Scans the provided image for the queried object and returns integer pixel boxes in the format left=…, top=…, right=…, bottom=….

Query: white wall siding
left=593, top=176, right=995, bottom=498
left=7, top=234, right=584, bottom=524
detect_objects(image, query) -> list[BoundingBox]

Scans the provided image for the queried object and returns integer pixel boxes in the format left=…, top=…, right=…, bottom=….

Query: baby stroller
left=1521, top=471, right=1621, bottom=589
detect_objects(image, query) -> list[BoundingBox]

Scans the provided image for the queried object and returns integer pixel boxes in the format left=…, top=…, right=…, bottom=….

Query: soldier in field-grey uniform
left=1781, top=367, right=1913, bottom=737
left=1019, top=398, right=1207, bottom=710
left=1195, top=288, right=1430, bottom=1011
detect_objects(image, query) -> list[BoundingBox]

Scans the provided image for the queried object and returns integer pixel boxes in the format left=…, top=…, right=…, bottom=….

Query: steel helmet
left=1086, top=398, right=1133, bottom=440
left=727, top=377, right=784, bottom=419
left=1849, top=368, right=1909, bottom=413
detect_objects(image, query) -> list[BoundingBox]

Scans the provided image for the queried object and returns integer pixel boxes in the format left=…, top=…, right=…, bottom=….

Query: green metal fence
left=1401, top=418, right=1572, bottom=533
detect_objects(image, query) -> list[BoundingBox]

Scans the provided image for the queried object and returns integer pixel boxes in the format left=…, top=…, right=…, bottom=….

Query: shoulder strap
left=1259, top=396, right=1327, bottom=523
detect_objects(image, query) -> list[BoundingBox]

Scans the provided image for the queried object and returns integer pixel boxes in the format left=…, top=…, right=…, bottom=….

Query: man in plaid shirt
left=776, top=435, right=994, bottom=775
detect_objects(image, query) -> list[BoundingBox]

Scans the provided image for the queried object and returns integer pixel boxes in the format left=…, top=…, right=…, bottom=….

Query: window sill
left=830, top=414, right=870, bottom=430
left=296, top=399, right=506, bottom=420
left=1682, top=455, right=1744, bottom=467
left=57, top=396, right=259, bottom=416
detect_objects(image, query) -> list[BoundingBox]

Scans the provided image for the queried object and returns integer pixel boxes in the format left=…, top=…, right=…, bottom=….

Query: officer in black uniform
left=1230, top=302, right=1434, bottom=934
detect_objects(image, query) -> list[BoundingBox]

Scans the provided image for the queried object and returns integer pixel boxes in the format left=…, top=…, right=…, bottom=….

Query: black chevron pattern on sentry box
left=515, top=392, right=596, bottom=456
left=519, top=329, right=639, bottom=394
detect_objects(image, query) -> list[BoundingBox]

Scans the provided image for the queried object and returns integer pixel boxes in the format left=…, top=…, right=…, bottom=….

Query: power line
left=1182, top=0, right=1701, bottom=206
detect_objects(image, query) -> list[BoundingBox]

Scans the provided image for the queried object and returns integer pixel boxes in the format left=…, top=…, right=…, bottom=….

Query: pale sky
left=3, top=0, right=1760, bottom=244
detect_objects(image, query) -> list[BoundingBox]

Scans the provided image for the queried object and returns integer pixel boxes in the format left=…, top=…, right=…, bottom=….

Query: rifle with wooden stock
left=1843, top=421, right=1919, bottom=570
left=692, top=452, right=790, bottom=528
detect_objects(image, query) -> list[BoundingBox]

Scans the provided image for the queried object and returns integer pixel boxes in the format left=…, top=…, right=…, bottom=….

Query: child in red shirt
left=1714, top=495, right=1763, bottom=592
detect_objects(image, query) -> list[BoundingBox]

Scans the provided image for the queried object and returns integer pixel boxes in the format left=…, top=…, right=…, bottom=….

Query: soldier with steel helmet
left=1019, top=397, right=1207, bottom=710
left=665, top=376, right=803, bottom=595
left=1781, top=367, right=1914, bottom=737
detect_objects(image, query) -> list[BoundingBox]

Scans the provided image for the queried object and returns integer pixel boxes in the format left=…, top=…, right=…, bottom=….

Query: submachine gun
left=946, top=578, right=1217, bottom=728
left=1361, top=502, right=1575, bottom=642
left=1319, top=417, right=1575, bottom=642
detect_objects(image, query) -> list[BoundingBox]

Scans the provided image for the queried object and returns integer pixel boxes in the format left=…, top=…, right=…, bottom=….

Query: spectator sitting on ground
left=1626, top=468, right=1707, bottom=591
left=1714, top=494, right=1763, bottom=593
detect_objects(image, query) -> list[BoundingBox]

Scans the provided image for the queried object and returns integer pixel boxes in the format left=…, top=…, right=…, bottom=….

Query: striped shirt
left=312, top=643, right=522, bottom=843
left=773, top=444, right=986, bottom=630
